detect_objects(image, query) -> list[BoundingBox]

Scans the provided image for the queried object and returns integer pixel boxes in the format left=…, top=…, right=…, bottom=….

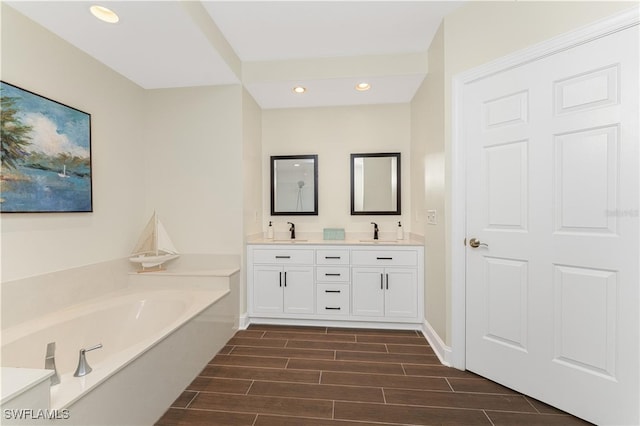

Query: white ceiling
left=6, top=1, right=464, bottom=109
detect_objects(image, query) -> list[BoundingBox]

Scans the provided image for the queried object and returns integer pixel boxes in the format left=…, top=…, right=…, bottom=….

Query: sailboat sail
left=130, top=212, right=179, bottom=269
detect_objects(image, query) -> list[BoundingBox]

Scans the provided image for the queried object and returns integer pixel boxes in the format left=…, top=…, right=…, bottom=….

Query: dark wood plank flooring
left=156, top=325, right=591, bottom=425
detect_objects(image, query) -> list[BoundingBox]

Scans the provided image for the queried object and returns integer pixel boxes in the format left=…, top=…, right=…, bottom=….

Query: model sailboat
left=129, top=212, right=179, bottom=271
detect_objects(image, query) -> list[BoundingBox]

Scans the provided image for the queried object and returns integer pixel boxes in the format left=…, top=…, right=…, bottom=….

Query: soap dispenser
left=396, top=221, right=404, bottom=240
left=267, top=221, right=274, bottom=239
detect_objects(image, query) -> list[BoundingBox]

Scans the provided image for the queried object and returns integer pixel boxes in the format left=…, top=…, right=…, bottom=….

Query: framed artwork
left=1, top=81, right=92, bottom=213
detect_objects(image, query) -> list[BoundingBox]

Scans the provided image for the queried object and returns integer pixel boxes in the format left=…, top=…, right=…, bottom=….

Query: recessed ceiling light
left=293, top=86, right=306, bottom=94
left=90, top=5, right=119, bottom=23
left=355, top=82, right=371, bottom=92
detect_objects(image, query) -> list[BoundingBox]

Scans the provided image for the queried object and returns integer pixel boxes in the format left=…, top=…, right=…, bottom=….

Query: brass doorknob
left=469, top=238, right=488, bottom=248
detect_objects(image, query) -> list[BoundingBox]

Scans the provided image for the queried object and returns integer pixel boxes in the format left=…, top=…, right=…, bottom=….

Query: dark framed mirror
left=350, top=152, right=401, bottom=215
left=271, top=155, right=318, bottom=215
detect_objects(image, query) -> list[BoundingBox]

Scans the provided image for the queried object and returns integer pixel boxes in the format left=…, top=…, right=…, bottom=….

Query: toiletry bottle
left=267, top=221, right=274, bottom=239
left=397, top=221, right=404, bottom=240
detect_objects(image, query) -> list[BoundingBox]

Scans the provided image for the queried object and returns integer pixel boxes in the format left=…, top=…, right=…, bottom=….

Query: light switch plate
left=426, top=209, right=437, bottom=225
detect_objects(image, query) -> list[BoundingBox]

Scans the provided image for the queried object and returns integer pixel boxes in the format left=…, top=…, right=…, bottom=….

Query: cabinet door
left=253, top=266, right=284, bottom=314
left=352, top=267, right=385, bottom=317
left=384, top=268, right=418, bottom=318
left=283, top=266, right=315, bottom=314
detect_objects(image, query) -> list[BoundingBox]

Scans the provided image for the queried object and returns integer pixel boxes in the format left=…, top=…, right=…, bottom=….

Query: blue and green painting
left=1, top=82, right=92, bottom=212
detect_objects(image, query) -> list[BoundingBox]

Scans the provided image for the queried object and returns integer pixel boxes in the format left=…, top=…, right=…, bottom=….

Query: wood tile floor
left=156, top=325, right=591, bottom=426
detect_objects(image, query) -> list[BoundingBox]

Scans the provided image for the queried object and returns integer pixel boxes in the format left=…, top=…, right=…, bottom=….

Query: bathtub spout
left=73, top=343, right=103, bottom=377
left=45, top=342, right=61, bottom=386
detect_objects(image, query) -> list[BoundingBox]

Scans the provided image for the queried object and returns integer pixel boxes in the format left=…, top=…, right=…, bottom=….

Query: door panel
left=484, top=257, right=528, bottom=351
left=253, top=266, right=284, bottom=314
left=485, top=140, right=528, bottom=230
left=283, top=267, right=314, bottom=314
left=554, top=126, right=618, bottom=234
left=385, top=269, right=418, bottom=318
left=352, top=267, right=384, bottom=316
left=465, top=25, right=638, bottom=425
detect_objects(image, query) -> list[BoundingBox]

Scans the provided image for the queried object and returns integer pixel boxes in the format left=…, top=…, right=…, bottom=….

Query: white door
left=253, top=266, right=284, bottom=314
left=352, top=267, right=385, bottom=316
left=465, top=25, right=638, bottom=425
left=282, top=266, right=315, bottom=314
left=385, top=268, right=418, bottom=318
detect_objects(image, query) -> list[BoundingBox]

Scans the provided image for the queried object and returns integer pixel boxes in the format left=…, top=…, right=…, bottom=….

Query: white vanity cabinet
left=247, top=243, right=423, bottom=327
left=351, top=249, right=419, bottom=319
left=352, top=267, right=417, bottom=318
left=250, top=249, right=315, bottom=315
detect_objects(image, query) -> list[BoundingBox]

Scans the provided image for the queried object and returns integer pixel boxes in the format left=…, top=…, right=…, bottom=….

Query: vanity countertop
left=247, top=237, right=423, bottom=247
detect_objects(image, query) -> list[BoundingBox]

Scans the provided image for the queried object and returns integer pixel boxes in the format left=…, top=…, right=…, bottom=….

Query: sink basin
left=273, top=239, right=308, bottom=243
left=359, top=239, right=399, bottom=244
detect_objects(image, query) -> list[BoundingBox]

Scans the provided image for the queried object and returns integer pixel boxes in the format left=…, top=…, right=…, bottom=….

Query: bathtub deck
left=155, top=325, right=588, bottom=426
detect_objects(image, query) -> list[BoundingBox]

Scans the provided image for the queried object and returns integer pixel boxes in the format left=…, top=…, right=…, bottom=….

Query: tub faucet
left=45, top=342, right=60, bottom=386
left=287, top=222, right=296, bottom=239
left=73, top=343, right=103, bottom=377
left=371, top=222, right=379, bottom=240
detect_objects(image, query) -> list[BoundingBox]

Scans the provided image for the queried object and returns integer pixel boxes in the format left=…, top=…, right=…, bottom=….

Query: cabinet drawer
left=316, top=249, right=350, bottom=265
left=316, top=266, right=350, bottom=282
left=351, top=250, right=418, bottom=266
left=316, top=284, right=349, bottom=315
left=252, top=249, right=314, bottom=265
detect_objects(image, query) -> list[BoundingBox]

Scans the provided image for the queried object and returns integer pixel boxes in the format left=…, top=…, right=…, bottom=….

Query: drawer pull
left=275, top=255, right=291, bottom=259
left=325, top=307, right=341, bottom=310
left=376, top=257, right=393, bottom=260
left=325, top=273, right=341, bottom=277
left=325, top=256, right=341, bottom=259
left=325, top=290, right=341, bottom=293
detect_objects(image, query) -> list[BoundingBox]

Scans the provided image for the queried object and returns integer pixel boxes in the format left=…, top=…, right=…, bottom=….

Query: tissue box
left=323, top=228, right=345, bottom=240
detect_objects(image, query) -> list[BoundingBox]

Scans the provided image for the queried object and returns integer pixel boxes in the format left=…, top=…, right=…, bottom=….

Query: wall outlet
left=426, top=209, right=437, bottom=225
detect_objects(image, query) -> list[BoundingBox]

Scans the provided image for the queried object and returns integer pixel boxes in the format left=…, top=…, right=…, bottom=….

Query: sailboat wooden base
left=135, top=264, right=166, bottom=274
left=130, top=253, right=180, bottom=272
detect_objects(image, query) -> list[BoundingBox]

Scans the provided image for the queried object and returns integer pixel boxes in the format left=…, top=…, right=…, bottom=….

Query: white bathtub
left=1, top=270, right=239, bottom=425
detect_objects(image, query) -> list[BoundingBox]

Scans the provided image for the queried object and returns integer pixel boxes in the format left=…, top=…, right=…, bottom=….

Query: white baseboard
left=238, top=313, right=250, bottom=330
left=421, top=320, right=452, bottom=367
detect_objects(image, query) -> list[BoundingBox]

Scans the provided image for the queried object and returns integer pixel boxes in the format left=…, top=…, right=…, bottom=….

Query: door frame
left=450, top=7, right=639, bottom=370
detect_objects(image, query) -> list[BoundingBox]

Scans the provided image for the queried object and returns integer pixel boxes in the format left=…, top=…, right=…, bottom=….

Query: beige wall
left=261, top=105, right=411, bottom=238
left=410, top=24, right=447, bottom=340
left=241, top=88, right=263, bottom=313
left=1, top=5, right=146, bottom=281
left=143, top=85, right=244, bottom=255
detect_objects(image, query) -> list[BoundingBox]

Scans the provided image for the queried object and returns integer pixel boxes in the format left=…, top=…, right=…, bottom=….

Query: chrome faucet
left=45, top=342, right=60, bottom=386
left=73, top=343, right=103, bottom=377
left=287, top=222, right=296, bottom=239
left=371, top=222, right=379, bottom=240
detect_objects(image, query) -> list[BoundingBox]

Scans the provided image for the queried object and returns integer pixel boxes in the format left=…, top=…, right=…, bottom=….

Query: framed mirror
left=271, top=155, right=318, bottom=215
left=351, top=152, right=401, bottom=215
